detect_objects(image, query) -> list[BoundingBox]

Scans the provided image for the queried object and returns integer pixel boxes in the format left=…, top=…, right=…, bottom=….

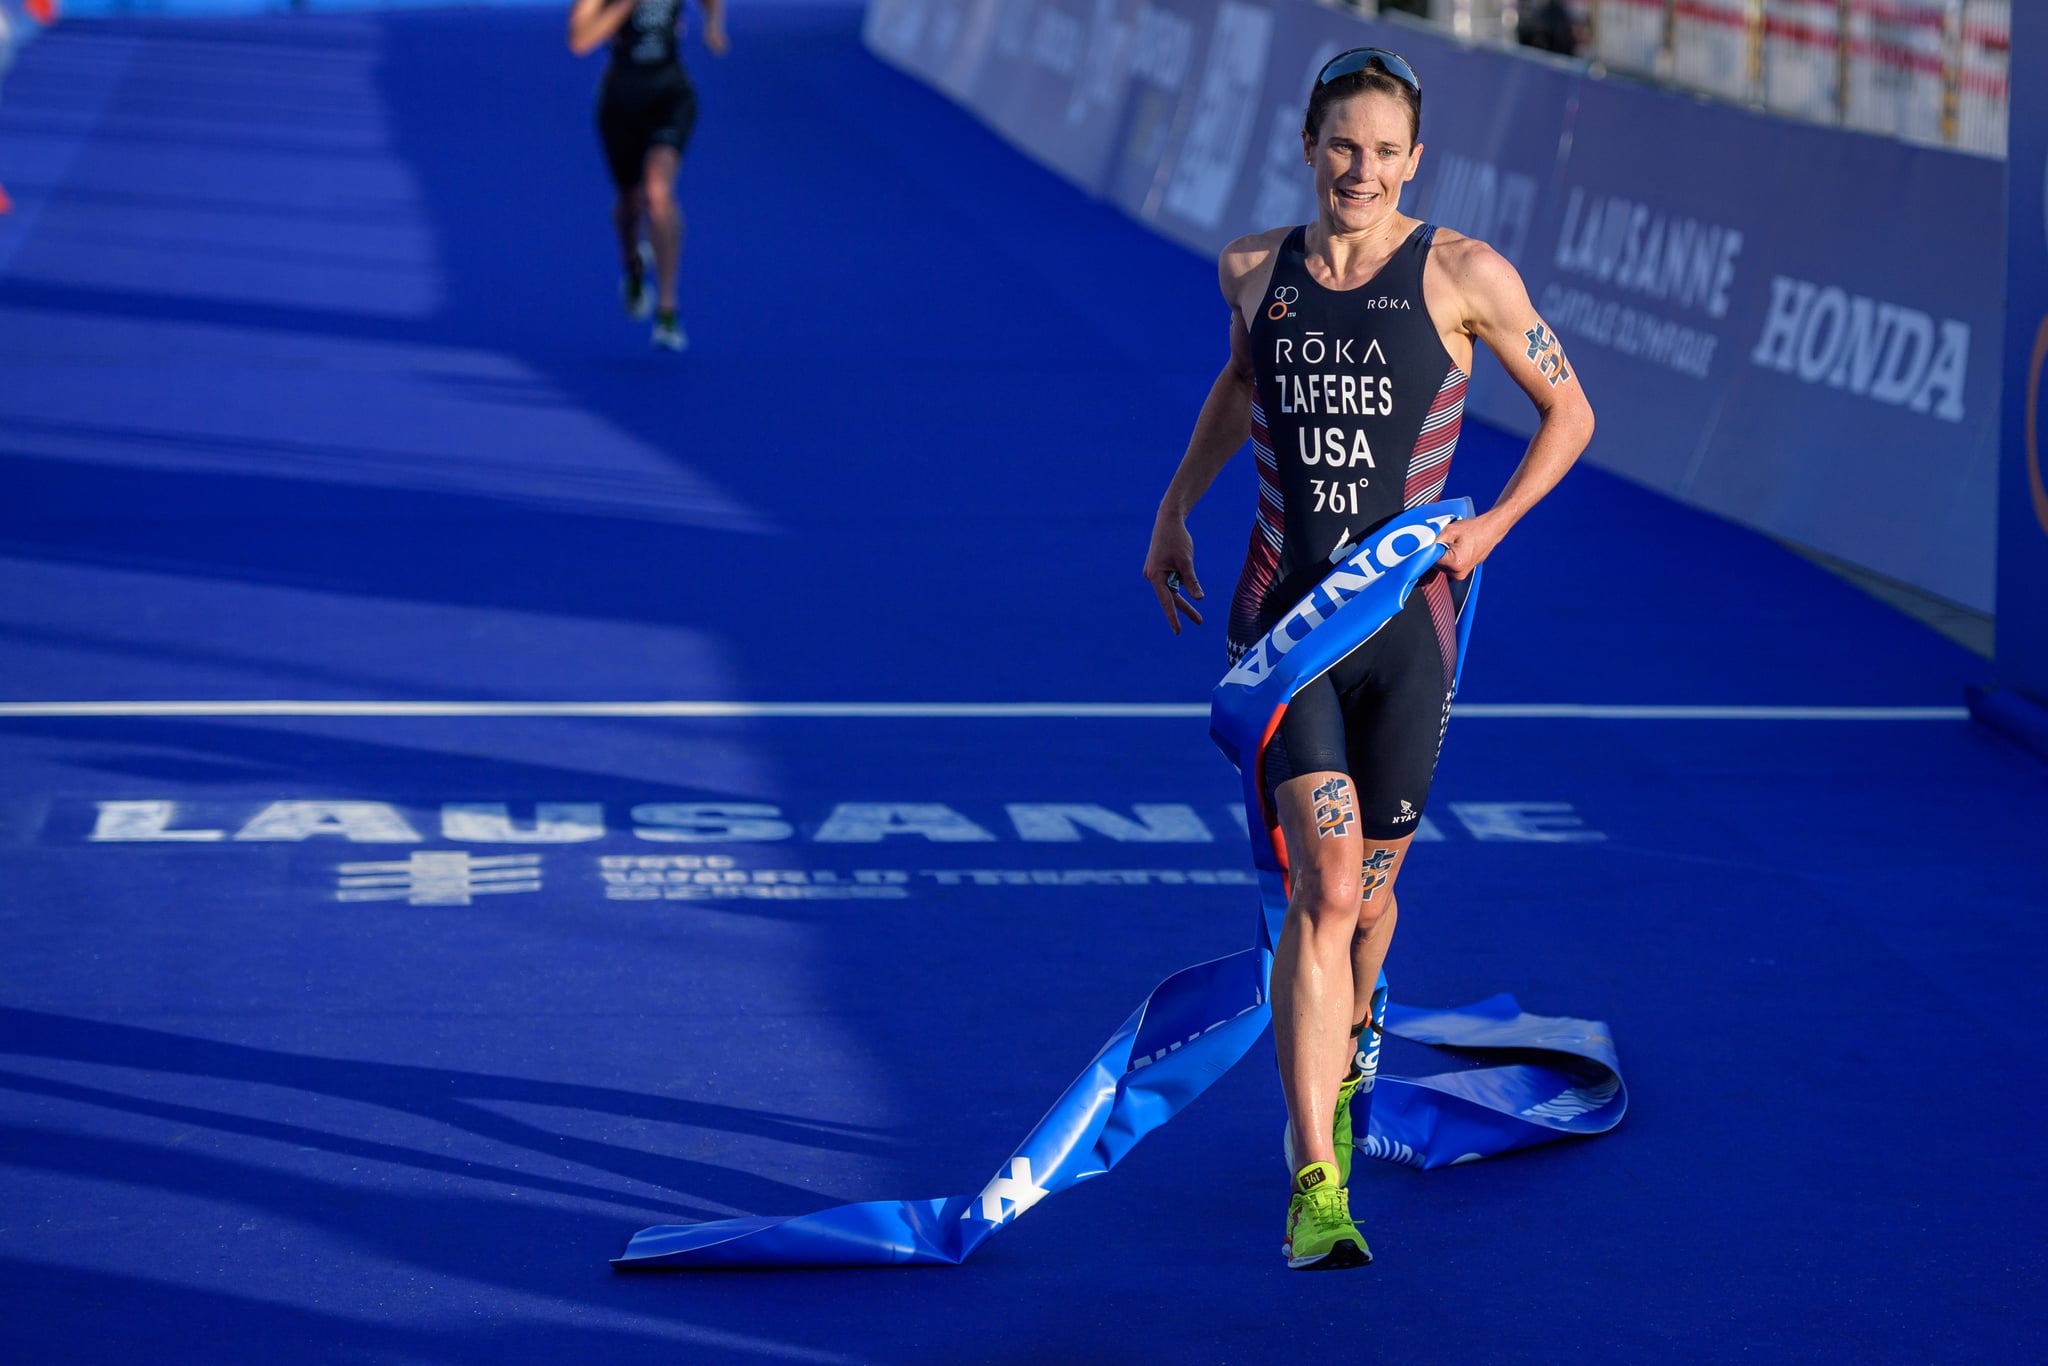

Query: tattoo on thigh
left=1311, top=778, right=1355, bottom=839
left=1360, top=847, right=1396, bottom=902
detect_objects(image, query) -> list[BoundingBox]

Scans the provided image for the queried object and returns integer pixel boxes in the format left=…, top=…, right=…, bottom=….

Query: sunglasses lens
left=1316, top=47, right=1419, bottom=92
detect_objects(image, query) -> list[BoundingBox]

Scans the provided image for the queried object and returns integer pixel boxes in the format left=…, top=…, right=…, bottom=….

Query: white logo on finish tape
left=971, top=1156, right=1049, bottom=1224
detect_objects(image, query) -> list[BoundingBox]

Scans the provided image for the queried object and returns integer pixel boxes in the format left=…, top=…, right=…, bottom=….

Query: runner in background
left=1142, top=46, right=1594, bottom=1269
left=0, top=0, right=60, bottom=214
left=568, top=0, right=727, bottom=351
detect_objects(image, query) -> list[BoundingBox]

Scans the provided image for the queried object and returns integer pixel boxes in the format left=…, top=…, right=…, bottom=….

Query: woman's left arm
left=1434, top=242, right=1595, bottom=580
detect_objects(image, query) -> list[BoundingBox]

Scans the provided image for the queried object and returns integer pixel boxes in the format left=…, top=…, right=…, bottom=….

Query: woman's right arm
left=568, top=0, right=637, bottom=56
left=1142, top=296, right=1257, bottom=636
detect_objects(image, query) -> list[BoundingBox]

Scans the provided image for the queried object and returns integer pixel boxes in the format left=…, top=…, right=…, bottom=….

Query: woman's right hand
left=1143, top=516, right=1205, bottom=635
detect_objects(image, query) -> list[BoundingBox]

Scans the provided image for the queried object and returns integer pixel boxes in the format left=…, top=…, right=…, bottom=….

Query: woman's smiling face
left=1304, top=90, right=1422, bottom=235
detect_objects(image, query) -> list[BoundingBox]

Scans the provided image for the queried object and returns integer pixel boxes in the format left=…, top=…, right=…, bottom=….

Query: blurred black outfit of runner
left=596, top=0, right=696, bottom=190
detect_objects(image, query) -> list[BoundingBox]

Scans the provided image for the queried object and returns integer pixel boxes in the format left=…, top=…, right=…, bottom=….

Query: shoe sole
left=1286, top=1238, right=1372, bottom=1270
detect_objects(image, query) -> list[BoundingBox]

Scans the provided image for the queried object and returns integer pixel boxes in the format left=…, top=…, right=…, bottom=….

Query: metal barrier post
left=1835, top=0, right=1852, bottom=122
left=1941, top=0, right=1961, bottom=144
left=1746, top=0, right=1765, bottom=101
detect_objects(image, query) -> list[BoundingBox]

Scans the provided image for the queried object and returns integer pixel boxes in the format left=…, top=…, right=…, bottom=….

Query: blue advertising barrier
left=865, top=0, right=2006, bottom=614
left=614, top=502, right=1624, bottom=1269
left=1508, top=75, right=2003, bottom=615
left=1994, top=2, right=2048, bottom=708
left=1967, top=684, right=2048, bottom=766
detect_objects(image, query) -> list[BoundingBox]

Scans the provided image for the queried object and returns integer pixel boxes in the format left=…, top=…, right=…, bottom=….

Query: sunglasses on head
left=1315, top=46, right=1421, bottom=94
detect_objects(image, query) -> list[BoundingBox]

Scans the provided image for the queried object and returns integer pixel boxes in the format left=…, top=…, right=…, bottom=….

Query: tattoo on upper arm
left=1522, top=322, right=1572, bottom=387
left=1311, top=778, right=1355, bottom=839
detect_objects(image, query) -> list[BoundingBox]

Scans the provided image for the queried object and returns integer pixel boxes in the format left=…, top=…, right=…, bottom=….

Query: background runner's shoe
left=651, top=311, right=687, bottom=352
left=622, top=241, right=655, bottom=320
left=1283, top=1162, right=1371, bottom=1270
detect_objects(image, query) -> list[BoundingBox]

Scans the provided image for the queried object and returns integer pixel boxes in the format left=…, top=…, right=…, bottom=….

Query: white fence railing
left=1670, top=0, right=1753, bottom=100
left=1761, top=0, right=1841, bottom=122
left=1588, top=0, right=2007, bottom=155
left=1842, top=0, right=1947, bottom=141
left=1342, top=0, right=2010, bottom=157
left=1955, top=0, right=2008, bottom=156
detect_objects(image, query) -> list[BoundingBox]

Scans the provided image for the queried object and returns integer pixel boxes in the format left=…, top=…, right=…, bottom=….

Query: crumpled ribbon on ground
left=615, top=499, right=1625, bottom=1269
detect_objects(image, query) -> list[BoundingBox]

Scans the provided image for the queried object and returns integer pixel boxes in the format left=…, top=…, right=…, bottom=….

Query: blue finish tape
left=614, top=501, right=1624, bottom=1269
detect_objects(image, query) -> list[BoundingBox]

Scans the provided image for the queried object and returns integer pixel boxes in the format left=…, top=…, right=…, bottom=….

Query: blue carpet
left=1, top=6, right=2043, bottom=1363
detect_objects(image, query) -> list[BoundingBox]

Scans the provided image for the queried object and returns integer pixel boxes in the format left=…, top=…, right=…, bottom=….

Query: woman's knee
left=1287, top=866, right=1363, bottom=936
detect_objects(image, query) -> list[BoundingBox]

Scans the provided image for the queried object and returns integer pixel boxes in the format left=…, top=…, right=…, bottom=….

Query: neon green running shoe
left=1282, top=1066, right=1366, bottom=1184
left=1331, top=1067, right=1364, bottom=1184
left=1282, top=1161, right=1371, bottom=1270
